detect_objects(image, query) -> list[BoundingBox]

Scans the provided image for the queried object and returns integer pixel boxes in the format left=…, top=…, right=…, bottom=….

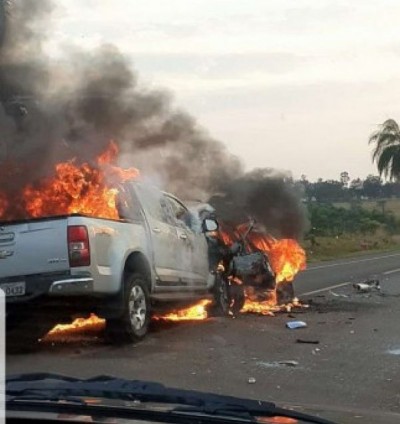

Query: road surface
left=7, top=249, right=400, bottom=416
left=296, top=250, right=400, bottom=296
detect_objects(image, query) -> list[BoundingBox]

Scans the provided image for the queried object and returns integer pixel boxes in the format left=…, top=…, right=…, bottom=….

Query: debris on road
left=296, top=339, right=320, bottom=344
left=257, top=360, right=299, bottom=368
left=278, top=360, right=299, bottom=367
left=353, top=279, right=380, bottom=293
left=248, top=377, right=256, bottom=384
left=286, top=320, right=307, bottom=329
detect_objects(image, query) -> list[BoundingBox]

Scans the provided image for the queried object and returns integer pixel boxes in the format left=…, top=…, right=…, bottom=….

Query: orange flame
left=217, top=224, right=306, bottom=315
left=248, top=235, right=306, bottom=284
left=242, top=288, right=303, bottom=315
left=45, top=300, right=213, bottom=339
left=43, top=314, right=105, bottom=341
left=153, top=299, right=212, bottom=322
left=1, top=141, right=139, bottom=221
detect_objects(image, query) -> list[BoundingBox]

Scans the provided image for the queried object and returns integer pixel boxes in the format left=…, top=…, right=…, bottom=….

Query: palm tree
left=369, top=119, right=400, bottom=180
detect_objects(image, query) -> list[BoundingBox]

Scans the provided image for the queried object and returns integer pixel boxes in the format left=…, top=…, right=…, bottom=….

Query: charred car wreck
left=189, top=203, right=294, bottom=316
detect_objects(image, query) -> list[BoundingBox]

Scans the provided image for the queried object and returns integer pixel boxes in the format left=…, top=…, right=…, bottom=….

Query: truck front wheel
left=105, top=273, right=151, bottom=344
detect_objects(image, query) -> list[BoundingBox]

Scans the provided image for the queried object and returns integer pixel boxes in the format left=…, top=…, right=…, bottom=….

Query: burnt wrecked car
left=187, top=202, right=278, bottom=315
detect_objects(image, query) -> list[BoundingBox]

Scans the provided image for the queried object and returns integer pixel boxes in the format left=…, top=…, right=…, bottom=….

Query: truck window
left=136, top=185, right=171, bottom=224
left=166, top=196, right=194, bottom=231
left=116, top=187, right=142, bottom=221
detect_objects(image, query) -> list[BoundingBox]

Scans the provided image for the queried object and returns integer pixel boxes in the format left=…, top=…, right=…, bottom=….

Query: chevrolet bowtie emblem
left=0, top=250, right=13, bottom=259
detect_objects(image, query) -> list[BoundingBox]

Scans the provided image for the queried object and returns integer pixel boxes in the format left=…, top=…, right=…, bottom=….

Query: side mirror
left=203, top=218, right=218, bottom=232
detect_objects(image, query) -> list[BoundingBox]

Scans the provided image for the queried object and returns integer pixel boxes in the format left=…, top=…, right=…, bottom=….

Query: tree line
left=301, top=118, right=400, bottom=238
left=297, top=175, right=400, bottom=203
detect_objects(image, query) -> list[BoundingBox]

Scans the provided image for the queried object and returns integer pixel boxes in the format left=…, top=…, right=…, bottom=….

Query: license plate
left=0, top=282, right=26, bottom=297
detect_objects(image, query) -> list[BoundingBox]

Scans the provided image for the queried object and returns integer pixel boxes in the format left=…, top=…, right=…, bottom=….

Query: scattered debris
left=296, top=339, right=320, bottom=344
left=248, top=377, right=256, bottom=384
left=286, top=320, right=307, bottom=329
left=257, top=360, right=299, bottom=368
left=353, top=279, right=380, bottom=293
left=278, top=360, right=299, bottom=367
left=387, top=348, right=400, bottom=355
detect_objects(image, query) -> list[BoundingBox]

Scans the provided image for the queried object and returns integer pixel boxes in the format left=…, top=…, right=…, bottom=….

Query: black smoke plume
left=0, top=0, right=307, bottom=239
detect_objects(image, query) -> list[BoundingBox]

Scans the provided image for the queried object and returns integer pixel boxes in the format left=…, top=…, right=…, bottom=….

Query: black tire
left=105, top=273, right=151, bottom=344
left=213, top=274, right=231, bottom=316
left=229, top=284, right=245, bottom=315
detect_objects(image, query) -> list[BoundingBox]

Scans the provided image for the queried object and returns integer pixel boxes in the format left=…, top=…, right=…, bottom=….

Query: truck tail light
left=67, top=225, right=90, bottom=267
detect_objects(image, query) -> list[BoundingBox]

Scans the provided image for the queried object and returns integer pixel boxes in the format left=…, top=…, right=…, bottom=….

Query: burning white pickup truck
left=1, top=180, right=217, bottom=347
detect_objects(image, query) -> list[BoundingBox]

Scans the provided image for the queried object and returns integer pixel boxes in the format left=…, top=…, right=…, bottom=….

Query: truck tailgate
left=0, top=219, right=70, bottom=279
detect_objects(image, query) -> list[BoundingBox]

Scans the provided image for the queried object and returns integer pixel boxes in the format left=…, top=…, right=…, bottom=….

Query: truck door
left=165, top=195, right=209, bottom=287
left=135, top=185, right=182, bottom=284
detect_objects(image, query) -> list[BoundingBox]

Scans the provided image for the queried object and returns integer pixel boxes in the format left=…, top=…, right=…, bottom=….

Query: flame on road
left=153, top=299, right=212, bottom=322
left=242, top=288, right=303, bottom=316
left=45, top=301, right=212, bottom=339
left=43, top=314, right=105, bottom=341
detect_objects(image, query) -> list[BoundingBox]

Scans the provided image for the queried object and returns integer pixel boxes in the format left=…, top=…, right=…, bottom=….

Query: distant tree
left=382, top=181, right=400, bottom=198
left=350, top=178, right=363, bottom=190
left=363, top=175, right=382, bottom=198
left=340, top=171, right=350, bottom=187
left=369, top=119, right=400, bottom=180
left=312, top=179, right=345, bottom=202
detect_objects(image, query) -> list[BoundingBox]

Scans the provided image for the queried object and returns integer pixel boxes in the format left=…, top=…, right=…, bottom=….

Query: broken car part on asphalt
left=286, top=320, right=307, bottom=329
left=353, top=279, right=381, bottom=293
left=296, top=339, right=320, bottom=344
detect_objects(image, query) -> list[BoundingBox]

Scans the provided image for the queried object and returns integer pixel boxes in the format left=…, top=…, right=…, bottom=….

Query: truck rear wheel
left=105, top=273, right=151, bottom=344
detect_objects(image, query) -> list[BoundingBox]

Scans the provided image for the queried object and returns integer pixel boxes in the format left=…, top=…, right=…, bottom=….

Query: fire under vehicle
left=1, top=181, right=220, bottom=348
left=211, top=218, right=277, bottom=316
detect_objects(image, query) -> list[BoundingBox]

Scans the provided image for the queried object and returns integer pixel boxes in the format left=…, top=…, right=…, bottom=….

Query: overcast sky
left=50, top=0, right=400, bottom=181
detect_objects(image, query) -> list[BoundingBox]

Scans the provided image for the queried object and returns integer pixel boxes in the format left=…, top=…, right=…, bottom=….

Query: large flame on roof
left=0, top=141, right=139, bottom=221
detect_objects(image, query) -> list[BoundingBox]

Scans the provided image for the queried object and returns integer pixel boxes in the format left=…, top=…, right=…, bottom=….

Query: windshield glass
left=4, top=1, right=400, bottom=423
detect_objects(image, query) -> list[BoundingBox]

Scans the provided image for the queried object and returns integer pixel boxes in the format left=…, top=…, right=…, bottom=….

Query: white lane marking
left=306, top=252, right=400, bottom=271
left=383, top=268, right=400, bottom=276
left=300, top=282, right=351, bottom=297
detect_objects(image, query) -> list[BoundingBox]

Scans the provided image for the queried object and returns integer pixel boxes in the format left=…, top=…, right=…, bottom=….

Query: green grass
left=305, top=198, right=400, bottom=261
left=303, top=233, right=400, bottom=262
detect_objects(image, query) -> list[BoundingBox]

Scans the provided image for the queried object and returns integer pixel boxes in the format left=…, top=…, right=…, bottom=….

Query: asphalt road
left=295, top=250, right=400, bottom=296
left=7, top=249, right=400, bottom=416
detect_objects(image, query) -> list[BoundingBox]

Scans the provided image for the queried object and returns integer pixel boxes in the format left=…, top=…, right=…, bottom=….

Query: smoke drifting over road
left=0, top=0, right=306, bottom=239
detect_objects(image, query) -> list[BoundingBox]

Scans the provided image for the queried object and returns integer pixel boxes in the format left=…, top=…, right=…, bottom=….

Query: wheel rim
left=128, top=285, right=147, bottom=331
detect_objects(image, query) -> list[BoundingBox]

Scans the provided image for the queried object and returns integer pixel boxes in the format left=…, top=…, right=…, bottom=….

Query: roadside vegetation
left=301, top=119, right=400, bottom=261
